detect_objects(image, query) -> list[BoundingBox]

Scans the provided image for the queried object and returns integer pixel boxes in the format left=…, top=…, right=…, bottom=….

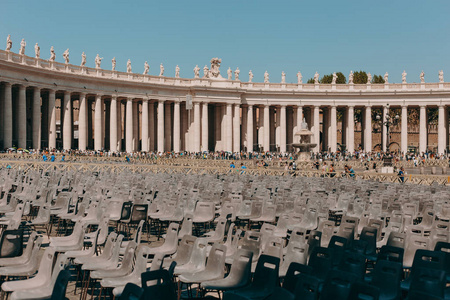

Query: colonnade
left=0, top=82, right=449, bottom=154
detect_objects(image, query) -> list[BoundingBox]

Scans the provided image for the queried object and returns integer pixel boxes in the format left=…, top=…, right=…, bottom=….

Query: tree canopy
left=320, top=72, right=347, bottom=84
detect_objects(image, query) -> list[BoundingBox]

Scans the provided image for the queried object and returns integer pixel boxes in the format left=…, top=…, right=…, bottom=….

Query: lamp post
left=376, top=104, right=400, bottom=153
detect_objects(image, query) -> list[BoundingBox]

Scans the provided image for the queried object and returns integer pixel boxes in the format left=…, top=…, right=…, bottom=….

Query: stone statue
left=402, top=70, right=407, bottom=83
left=314, top=72, right=319, bottom=84
left=34, top=43, right=40, bottom=58
left=439, top=70, right=444, bottom=83
left=332, top=72, right=337, bottom=84
left=112, top=57, right=116, bottom=71
left=6, top=34, right=12, bottom=51
left=367, top=72, right=372, bottom=84
left=159, top=63, right=164, bottom=76
left=209, top=57, right=222, bottom=78
left=193, top=65, right=200, bottom=78
left=127, top=59, right=132, bottom=73
left=248, top=70, right=253, bottom=83
left=349, top=71, right=354, bottom=84
left=281, top=71, right=286, bottom=83
left=297, top=71, right=303, bottom=84
left=19, top=39, right=26, bottom=55
left=175, top=65, right=180, bottom=78
left=384, top=72, right=389, bottom=84
left=227, top=67, right=232, bottom=80
left=49, top=46, right=56, bottom=62
left=420, top=70, right=425, bottom=83
left=62, top=48, right=69, bottom=64
left=95, top=54, right=103, bottom=69
left=143, top=61, right=149, bottom=75
left=81, top=52, right=86, bottom=66
left=301, top=117, right=308, bottom=130
left=203, top=65, right=209, bottom=78
left=264, top=71, right=269, bottom=83
left=234, top=67, right=240, bottom=81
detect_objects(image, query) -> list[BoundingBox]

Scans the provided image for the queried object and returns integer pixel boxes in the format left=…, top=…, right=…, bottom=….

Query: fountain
left=292, top=118, right=317, bottom=161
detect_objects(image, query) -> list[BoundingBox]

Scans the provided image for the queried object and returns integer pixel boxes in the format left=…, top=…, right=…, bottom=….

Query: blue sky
left=1, top=0, right=449, bottom=83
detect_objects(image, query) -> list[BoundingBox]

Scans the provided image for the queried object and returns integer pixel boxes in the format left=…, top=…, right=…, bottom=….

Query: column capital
left=127, top=97, right=134, bottom=101
left=439, top=104, right=446, bottom=108
left=63, top=90, right=71, bottom=96
left=420, top=105, right=427, bottom=109
left=157, top=99, right=165, bottom=103
left=280, top=104, right=287, bottom=108
left=3, top=82, right=12, bottom=87
left=401, top=105, right=408, bottom=109
left=95, top=94, right=103, bottom=100
left=347, top=105, right=354, bottom=109
left=79, top=92, right=87, bottom=97
left=47, top=89, right=56, bottom=94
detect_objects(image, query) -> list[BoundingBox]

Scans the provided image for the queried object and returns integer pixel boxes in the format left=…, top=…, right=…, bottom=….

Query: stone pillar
left=48, top=90, right=56, bottom=150
left=247, top=105, right=253, bottom=152
left=201, top=102, right=208, bottom=152
left=233, top=104, right=240, bottom=153
left=280, top=105, right=286, bottom=153
left=215, top=105, right=222, bottom=151
left=3, top=83, right=12, bottom=148
left=225, top=103, right=233, bottom=152
left=164, top=102, right=171, bottom=151
left=330, top=106, right=337, bottom=153
left=149, top=102, right=155, bottom=151
left=133, top=101, right=139, bottom=151
left=242, top=106, right=248, bottom=151
left=382, top=106, right=388, bottom=152
left=32, top=87, right=41, bottom=150
left=295, top=106, right=303, bottom=143
left=193, top=101, right=201, bottom=152
left=264, top=105, right=270, bottom=151
left=157, top=100, right=164, bottom=152
left=347, top=106, right=354, bottom=153
left=78, top=93, right=87, bottom=150
left=275, top=108, right=281, bottom=150
left=258, top=106, right=264, bottom=151
left=62, top=91, right=71, bottom=150
left=94, top=95, right=103, bottom=151
left=110, top=96, right=118, bottom=152
left=141, top=99, right=149, bottom=152
left=312, top=106, right=320, bottom=152
left=419, top=105, right=427, bottom=153
left=117, top=100, right=122, bottom=151
left=364, top=106, right=372, bottom=152
left=17, top=85, right=27, bottom=148
left=125, top=98, right=133, bottom=153
left=438, top=105, right=446, bottom=154
left=173, top=101, right=180, bottom=152
left=401, top=105, right=408, bottom=153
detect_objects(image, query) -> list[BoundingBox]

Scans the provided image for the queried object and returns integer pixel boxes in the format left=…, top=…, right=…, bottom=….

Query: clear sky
left=1, top=0, right=449, bottom=83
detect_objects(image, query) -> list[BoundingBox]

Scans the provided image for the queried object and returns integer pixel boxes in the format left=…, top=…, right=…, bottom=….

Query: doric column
left=133, top=101, right=139, bottom=151
left=62, top=91, right=71, bottom=150
left=215, top=105, right=222, bottom=151
left=438, top=105, right=446, bottom=154
left=295, top=106, right=303, bottom=143
left=382, top=106, right=388, bottom=152
left=125, top=98, right=133, bottom=152
left=17, top=85, right=27, bottom=148
left=330, top=106, right=337, bottom=153
left=313, top=106, right=320, bottom=152
left=3, top=83, right=12, bottom=148
left=201, top=102, right=208, bottom=152
left=173, top=101, right=180, bottom=152
left=149, top=102, right=155, bottom=151
left=419, top=105, right=427, bottom=153
left=280, top=105, right=286, bottom=153
left=364, top=106, right=372, bottom=152
left=116, top=100, right=122, bottom=151
left=247, top=105, right=253, bottom=152
left=164, top=102, right=171, bottom=151
left=193, top=101, right=200, bottom=152
left=264, top=105, right=270, bottom=151
left=94, top=95, right=103, bottom=151
left=32, top=87, right=41, bottom=150
left=78, top=93, right=87, bottom=151
left=223, top=104, right=231, bottom=152
left=347, top=106, right=354, bottom=153
left=401, top=105, right=408, bottom=153
left=48, top=90, right=56, bottom=150
left=233, top=104, right=240, bottom=153
left=157, top=100, right=165, bottom=152
left=110, top=96, right=118, bottom=152
left=141, top=99, right=149, bottom=152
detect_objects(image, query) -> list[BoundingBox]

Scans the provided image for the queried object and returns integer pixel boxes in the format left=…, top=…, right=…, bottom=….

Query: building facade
left=0, top=48, right=449, bottom=154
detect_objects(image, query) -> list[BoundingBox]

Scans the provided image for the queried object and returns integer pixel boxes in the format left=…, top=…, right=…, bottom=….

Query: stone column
left=225, top=104, right=233, bottom=152
left=438, top=105, right=446, bottom=154
left=247, top=105, right=253, bottom=152
left=17, top=85, right=27, bottom=148
left=164, top=102, right=171, bottom=151
left=173, top=101, right=180, bottom=152
left=78, top=93, right=87, bottom=150
left=3, top=83, right=12, bottom=148
left=125, top=98, right=133, bottom=153
left=32, top=87, right=41, bottom=150
left=157, top=100, right=165, bottom=152
left=201, top=102, right=208, bottom=152
left=347, top=106, right=354, bottom=153
left=116, top=100, right=122, bottom=151
left=110, top=96, right=118, bottom=152
left=382, top=106, right=388, bottom=152
left=313, top=106, right=320, bottom=152
left=62, top=91, right=71, bottom=150
left=48, top=90, right=56, bottom=150
left=364, top=106, right=372, bottom=152
left=215, top=105, right=222, bottom=151
left=242, top=106, right=248, bottom=151
left=280, top=105, right=286, bottom=153
left=192, top=101, right=200, bottom=152
left=141, top=99, right=149, bottom=152
left=133, top=101, right=139, bottom=151
left=233, top=104, right=240, bottom=153
left=94, top=95, right=103, bottom=151
left=295, top=106, right=303, bottom=143
left=401, top=105, right=408, bottom=153
left=419, top=105, right=427, bottom=153
left=264, top=105, right=270, bottom=151
left=330, top=106, right=337, bottom=153
left=149, top=102, right=155, bottom=151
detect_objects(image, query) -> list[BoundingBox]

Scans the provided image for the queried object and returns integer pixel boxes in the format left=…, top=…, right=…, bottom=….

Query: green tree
left=307, top=78, right=315, bottom=84
left=372, top=75, right=385, bottom=84
left=353, top=71, right=368, bottom=84
left=320, top=72, right=347, bottom=84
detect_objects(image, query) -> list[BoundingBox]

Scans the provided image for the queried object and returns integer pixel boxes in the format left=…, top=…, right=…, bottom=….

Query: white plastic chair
left=148, top=223, right=179, bottom=256
left=0, top=232, right=37, bottom=267
left=174, top=238, right=208, bottom=275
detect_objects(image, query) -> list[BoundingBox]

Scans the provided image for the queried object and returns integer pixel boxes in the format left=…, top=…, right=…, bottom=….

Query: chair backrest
left=50, top=269, right=71, bottom=300
left=133, top=220, right=145, bottom=244
left=348, top=282, right=380, bottom=300
left=130, top=204, right=148, bottom=223
left=251, top=254, right=280, bottom=290
left=411, top=249, right=446, bottom=274
left=150, top=253, right=164, bottom=272
left=282, top=262, right=312, bottom=293
left=240, top=231, right=262, bottom=261
left=328, top=235, right=348, bottom=266
left=308, top=246, right=333, bottom=281
left=386, top=231, right=406, bottom=248
left=173, top=235, right=196, bottom=266
left=337, top=251, right=366, bottom=279
left=319, top=269, right=358, bottom=300
left=204, top=243, right=226, bottom=278
left=119, top=201, right=133, bottom=221
left=293, top=274, right=320, bottom=300
left=409, top=267, right=446, bottom=298
left=21, top=231, right=37, bottom=260
left=119, top=283, right=144, bottom=300
left=377, top=245, right=404, bottom=263
left=371, top=260, right=402, bottom=300
left=178, top=214, right=193, bottom=239
left=0, top=228, right=24, bottom=258
left=306, top=230, right=322, bottom=257
left=360, top=226, right=378, bottom=256
left=141, top=269, right=176, bottom=300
